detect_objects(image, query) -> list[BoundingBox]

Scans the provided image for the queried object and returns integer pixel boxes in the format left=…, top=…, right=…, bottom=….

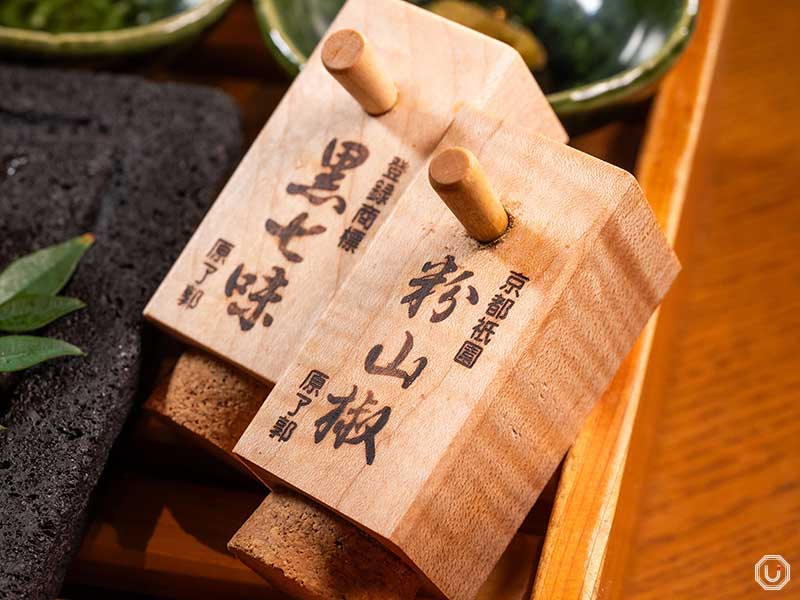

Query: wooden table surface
left=57, top=1, right=799, bottom=598
left=598, top=0, right=800, bottom=597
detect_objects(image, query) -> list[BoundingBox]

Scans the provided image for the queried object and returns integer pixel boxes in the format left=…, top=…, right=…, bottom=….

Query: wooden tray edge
left=531, top=1, right=732, bottom=597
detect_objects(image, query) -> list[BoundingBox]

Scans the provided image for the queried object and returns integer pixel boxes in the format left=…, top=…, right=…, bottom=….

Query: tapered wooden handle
left=429, top=146, right=508, bottom=242
left=322, top=29, right=398, bottom=116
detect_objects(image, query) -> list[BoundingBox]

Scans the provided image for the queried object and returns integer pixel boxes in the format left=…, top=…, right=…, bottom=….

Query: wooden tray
left=62, top=1, right=729, bottom=598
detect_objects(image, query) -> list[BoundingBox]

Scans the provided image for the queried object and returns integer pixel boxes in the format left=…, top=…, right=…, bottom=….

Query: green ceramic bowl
left=254, top=0, right=697, bottom=121
left=0, top=0, right=233, bottom=57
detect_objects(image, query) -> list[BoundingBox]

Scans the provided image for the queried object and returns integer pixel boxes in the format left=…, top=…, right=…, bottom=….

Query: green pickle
left=427, top=0, right=547, bottom=70
left=0, top=0, right=183, bottom=33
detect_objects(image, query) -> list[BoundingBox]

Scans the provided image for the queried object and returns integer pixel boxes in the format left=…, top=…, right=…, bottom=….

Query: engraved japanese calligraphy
left=314, top=385, right=391, bottom=466
left=177, top=237, right=234, bottom=310
left=265, top=212, right=326, bottom=263
left=269, top=370, right=331, bottom=444
left=364, top=330, right=427, bottom=389
left=454, top=270, right=529, bottom=368
left=267, top=331, right=426, bottom=464
left=338, top=156, right=408, bottom=253
left=402, top=255, right=479, bottom=322
left=225, top=264, right=288, bottom=331
left=287, top=138, right=369, bottom=214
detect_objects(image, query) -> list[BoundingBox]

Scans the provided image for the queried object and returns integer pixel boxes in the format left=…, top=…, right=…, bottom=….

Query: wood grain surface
left=144, top=0, right=564, bottom=386
left=234, top=108, right=677, bottom=600
left=532, top=1, right=729, bottom=597
left=595, top=0, right=800, bottom=597
left=69, top=475, right=273, bottom=600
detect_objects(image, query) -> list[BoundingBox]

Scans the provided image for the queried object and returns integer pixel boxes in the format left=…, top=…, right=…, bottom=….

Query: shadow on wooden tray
left=63, top=410, right=558, bottom=600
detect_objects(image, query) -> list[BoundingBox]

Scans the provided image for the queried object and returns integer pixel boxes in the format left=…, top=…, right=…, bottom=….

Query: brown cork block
left=144, top=349, right=270, bottom=456
left=147, top=352, right=423, bottom=597
left=229, top=489, right=420, bottom=600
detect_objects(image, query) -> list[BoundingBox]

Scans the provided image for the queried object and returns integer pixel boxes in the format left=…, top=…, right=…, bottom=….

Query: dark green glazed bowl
left=0, top=0, right=233, bottom=57
left=254, top=0, right=698, bottom=122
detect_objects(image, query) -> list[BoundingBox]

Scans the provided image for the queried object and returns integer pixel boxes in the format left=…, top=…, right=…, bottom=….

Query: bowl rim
left=548, top=0, right=699, bottom=114
left=254, top=0, right=699, bottom=116
left=0, top=0, right=234, bottom=56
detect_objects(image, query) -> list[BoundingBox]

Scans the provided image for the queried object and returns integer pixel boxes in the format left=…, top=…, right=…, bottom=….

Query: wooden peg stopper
left=322, top=29, right=398, bottom=116
left=429, top=147, right=508, bottom=242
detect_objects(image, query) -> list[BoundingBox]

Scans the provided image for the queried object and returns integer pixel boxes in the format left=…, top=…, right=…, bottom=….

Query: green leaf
left=0, top=335, right=84, bottom=373
left=0, top=234, right=95, bottom=306
left=0, top=295, right=85, bottom=333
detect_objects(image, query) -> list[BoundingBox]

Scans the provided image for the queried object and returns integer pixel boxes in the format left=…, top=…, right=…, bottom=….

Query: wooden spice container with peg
left=142, top=0, right=566, bottom=596
left=142, top=0, right=677, bottom=597
left=143, top=0, right=565, bottom=472
left=233, top=107, right=679, bottom=600
left=144, top=0, right=564, bottom=390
